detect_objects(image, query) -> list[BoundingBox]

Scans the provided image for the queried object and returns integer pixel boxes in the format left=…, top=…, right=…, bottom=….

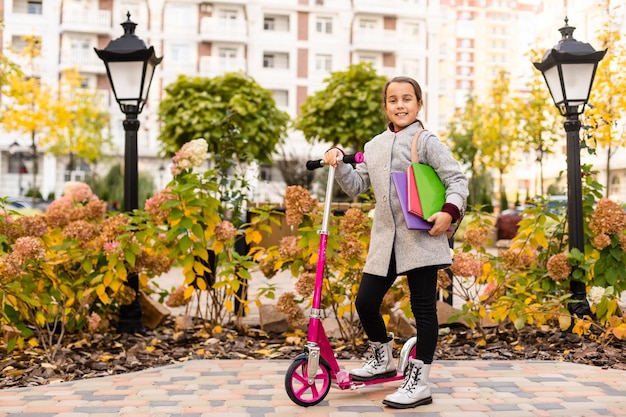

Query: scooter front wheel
left=285, top=354, right=332, bottom=406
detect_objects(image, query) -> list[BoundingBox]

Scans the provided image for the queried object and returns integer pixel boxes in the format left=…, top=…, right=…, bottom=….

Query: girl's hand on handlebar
left=323, top=148, right=344, bottom=168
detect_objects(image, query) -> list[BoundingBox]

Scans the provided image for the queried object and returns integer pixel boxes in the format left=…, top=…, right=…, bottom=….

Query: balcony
left=61, top=8, right=111, bottom=34
left=198, top=56, right=247, bottom=77
left=200, top=17, right=247, bottom=43
left=60, top=49, right=106, bottom=74
left=352, top=29, right=398, bottom=53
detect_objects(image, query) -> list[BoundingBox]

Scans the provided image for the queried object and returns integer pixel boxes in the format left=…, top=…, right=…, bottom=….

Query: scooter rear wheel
left=285, top=355, right=331, bottom=406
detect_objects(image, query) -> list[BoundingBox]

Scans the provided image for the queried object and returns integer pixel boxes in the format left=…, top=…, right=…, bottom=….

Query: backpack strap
left=410, top=129, right=428, bottom=163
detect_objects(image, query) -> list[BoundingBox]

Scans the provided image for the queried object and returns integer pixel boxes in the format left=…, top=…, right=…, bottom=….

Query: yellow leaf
left=144, top=346, right=155, bottom=352
left=212, top=240, right=225, bottom=253
left=28, top=338, right=39, bottom=347
left=184, top=286, right=195, bottom=299
left=99, top=355, right=114, bottom=361
left=35, top=311, right=45, bottom=327
left=558, top=315, right=572, bottom=331
left=213, top=325, right=223, bottom=333
left=476, top=339, right=487, bottom=346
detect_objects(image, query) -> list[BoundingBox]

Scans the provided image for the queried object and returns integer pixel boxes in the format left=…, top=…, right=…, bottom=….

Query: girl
left=322, top=76, right=468, bottom=409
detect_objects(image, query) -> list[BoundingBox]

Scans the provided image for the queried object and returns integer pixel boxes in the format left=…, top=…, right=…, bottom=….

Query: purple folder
left=391, top=171, right=434, bottom=230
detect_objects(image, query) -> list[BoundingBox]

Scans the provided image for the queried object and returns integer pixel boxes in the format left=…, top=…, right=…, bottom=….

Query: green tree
left=294, top=62, right=388, bottom=151
left=158, top=72, right=289, bottom=226
left=158, top=72, right=289, bottom=165
left=517, top=76, right=560, bottom=196
left=478, top=70, right=522, bottom=210
left=587, top=8, right=626, bottom=198
left=445, top=93, right=486, bottom=208
left=43, top=69, right=114, bottom=168
left=0, top=37, right=110, bottom=200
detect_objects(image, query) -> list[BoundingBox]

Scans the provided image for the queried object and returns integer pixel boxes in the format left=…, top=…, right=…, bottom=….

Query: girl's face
left=384, top=81, right=422, bottom=129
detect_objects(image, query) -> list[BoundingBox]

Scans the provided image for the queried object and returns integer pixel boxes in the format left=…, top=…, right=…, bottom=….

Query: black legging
left=354, top=251, right=440, bottom=364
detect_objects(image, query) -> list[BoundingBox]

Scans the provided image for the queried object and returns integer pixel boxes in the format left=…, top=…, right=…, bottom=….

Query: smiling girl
left=322, top=76, right=468, bottom=409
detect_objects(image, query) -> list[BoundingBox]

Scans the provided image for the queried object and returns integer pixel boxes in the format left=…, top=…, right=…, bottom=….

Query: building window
left=263, top=52, right=289, bottom=69
left=218, top=47, right=237, bottom=59
left=27, top=0, right=42, bottom=14
left=167, top=4, right=192, bottom=26
left=610, top=176, right=621, bottom=198
left=264, top=14, right=289, bottom=31
left=218, top=9, right=238, bottom=20
left=315, top=54, right=332, bottom=72
left=170, top=44, right=192, bottom=63
left=315, top=17, right=332, bottom=34
left=270, top=89, right=288, bottom=107
left=358, top=18, right=376, bottom=30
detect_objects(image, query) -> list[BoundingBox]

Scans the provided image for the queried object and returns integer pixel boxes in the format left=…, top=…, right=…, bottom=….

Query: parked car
left=3, top=197, right=41, bottom=215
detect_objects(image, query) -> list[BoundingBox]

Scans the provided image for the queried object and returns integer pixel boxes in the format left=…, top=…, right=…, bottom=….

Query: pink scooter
left=284, top=152, right=417, bottom=407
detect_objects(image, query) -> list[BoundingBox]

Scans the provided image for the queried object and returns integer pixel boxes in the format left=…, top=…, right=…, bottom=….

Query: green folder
left=410, top=162, right=446, bottom=219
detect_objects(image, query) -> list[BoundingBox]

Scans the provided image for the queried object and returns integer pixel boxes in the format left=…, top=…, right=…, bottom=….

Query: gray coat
left=334, top=123, right=469, bottom=276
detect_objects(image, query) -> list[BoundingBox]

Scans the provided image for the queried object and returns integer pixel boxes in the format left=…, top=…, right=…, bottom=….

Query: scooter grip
left=306, top=152, right=364, bottom=171
left=306, top=159, right=324, bottom=170
left=343, top=152, right=364, bottom=164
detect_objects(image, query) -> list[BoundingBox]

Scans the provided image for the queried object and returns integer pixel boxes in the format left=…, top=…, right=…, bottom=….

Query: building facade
left=1, top=0, right=443, bottom=202
left=2, top=0, right=625, bottom=206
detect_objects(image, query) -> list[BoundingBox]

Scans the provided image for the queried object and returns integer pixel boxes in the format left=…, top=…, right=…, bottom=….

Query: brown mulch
left=2, top=316, right=626, bottom=389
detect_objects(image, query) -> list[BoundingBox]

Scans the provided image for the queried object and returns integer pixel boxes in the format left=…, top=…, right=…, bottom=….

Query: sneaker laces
left=400, top=362, right=421, bottom=393
left=364, top=344, right=384, bottom=369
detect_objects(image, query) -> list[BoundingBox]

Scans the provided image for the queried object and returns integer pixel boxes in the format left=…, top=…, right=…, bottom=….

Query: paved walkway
left=1, top=359, right=626, bottom=416
left=3, top=267, right=626, bottom=416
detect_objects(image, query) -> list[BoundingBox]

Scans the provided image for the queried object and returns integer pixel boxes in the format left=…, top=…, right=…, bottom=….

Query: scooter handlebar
left=306, top=152, right=364, bottom=171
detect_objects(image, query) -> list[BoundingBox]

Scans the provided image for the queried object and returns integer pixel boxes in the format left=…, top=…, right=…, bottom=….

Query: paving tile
left=1, top=360, right=626, bottom=416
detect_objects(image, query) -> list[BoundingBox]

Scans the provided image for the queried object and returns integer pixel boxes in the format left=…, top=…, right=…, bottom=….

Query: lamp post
left=95, top=13, right=162, bottom=334
left=533, top=18, right=606, bottom=317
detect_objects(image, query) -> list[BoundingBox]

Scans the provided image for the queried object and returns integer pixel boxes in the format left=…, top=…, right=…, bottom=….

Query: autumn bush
left=259, top=165, right=626, bottom=345
left=0, top=138, right=265, bottom=359
left=445, top=166, right=626, bottom=340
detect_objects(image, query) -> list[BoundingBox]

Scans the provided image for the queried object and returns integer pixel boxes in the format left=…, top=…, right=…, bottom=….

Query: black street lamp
left=95, top=13, right=163, bottom=334
left=533, top=18, right=606, bottom=318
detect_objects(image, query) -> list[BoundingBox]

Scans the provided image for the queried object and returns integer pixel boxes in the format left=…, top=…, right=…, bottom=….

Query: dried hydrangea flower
left=64, top=181, right=95, bottom=204
left=215, top=220, right=237, bottom=241
left=463, top=227, right=489, bottom=250
left=340, top=208, right=370, bottom=233
left=278, top=235, right=302, bottom=259
left=165, top=285, right=190, bottom=308
left=340, top=234, right=363, bottom=260
left=546, top=252, right=571, bottom=282
left=62, top=220, right=99, bottom=242
left=295, top=271, right=316, bottom=297
left=276, top=292, right=306, bottom=328
left=10, top=236, right=46, bottom=266
left=450, top=252, right=483, bottom=278
left=437, top=268, right=452, bottom=292
left=144, top=187, right=175, bottom=224
left=171, top=138, right=208, bottom=176
left=589, top=197, right=626, bottom=236
left=284, top=185, right=314, bottom=226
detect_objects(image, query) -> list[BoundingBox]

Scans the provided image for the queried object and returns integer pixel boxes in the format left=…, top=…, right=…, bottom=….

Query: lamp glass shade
left=107, top=60, right=146, bottom=109
left=543, top=62, right=596, bottom=115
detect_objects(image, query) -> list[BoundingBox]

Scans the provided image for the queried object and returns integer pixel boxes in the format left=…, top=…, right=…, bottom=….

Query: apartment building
left=3, top=0, right=624, bottom=205
left=438, top=0, right=626, bottom=205
left=1, top=0, right=443, bottom=202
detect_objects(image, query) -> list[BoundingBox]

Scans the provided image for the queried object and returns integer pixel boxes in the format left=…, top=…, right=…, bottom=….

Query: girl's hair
left=382, top=76, right=423, bottom=105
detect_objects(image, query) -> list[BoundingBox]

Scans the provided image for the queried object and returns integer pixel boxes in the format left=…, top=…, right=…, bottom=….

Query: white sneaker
left=350, top=336, right=396, bottom=381
left=383, top=358, right=433, bottom=408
